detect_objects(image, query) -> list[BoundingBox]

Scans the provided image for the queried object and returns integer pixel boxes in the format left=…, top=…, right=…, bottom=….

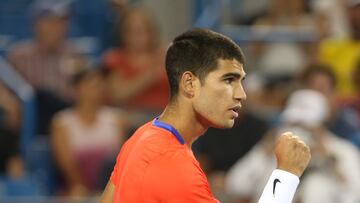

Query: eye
left=224, top=78, right=234, bottom=84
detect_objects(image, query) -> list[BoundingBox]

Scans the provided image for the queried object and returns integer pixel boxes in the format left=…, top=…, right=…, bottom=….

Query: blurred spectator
left=338, top=58, right=360, bottom=147
left=342, top=57, right=360, bottom=120
left=107, top=0, right=129, bottom=45
left=50, top=69, right=126, bottom=196
left=225, top=90, right=360, bottom=203
left=244, top=0, right=314, bottom=121
left=109, top=0, right=128, bottom=12
left=311, top=0, right=351, bottom=39
left=345, top=58, right=360, bottom=123
left=196, top=111, right=269, bottom=173
left=0, top=83, right=41, bottom=197
left=0, top=83, right=20, bottom=174
left=7, top=0, right=86, bottom=102
left=0, top=155, right=41, bottom=197
left=255, top=0, right=311, bottom=27
left=102, top=6, right=169, bottom=126
left=317, top=0, right=360, bottom=97
left=280, top=90, right=360, bottom=203
left=6, top=0, right=88, bottom=135
left=195, top=111, right=269, bottom=202
left=69, top=0, right=129, bottom=53
left=298, top=64, right=360, bottom=148
left=225, top=131, right=276, bottom=203
left=251, top=0, right=314, bottom=75
left=298, top=64, right=337, bottom=99
left=226, top=0, right=269, bottom=25
left=244, top=73, right=296, bottom=125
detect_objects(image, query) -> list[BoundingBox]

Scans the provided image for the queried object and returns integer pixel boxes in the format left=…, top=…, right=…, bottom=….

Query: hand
left=68, top=183, right=88, bottom=197
left=275, top=132, right=311, bottom=177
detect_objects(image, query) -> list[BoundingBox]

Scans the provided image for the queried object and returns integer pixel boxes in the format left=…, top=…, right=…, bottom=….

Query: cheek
left=196, top=85, right=231, bottom=117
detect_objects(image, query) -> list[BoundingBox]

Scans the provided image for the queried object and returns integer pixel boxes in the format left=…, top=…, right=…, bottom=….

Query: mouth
left=229, top=105, right=241, bottom=118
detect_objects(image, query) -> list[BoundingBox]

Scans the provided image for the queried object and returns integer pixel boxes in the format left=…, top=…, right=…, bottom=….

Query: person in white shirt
left=226, top=89, right=360, bottom=203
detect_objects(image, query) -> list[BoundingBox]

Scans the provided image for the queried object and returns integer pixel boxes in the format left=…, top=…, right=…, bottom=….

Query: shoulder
left=326, top=132, right=360, bottom=157
left=98, top=106, right=123, bottom=119
left=62, top=42, right=83, bottom=54
left=145, top=148, right=200, bottom=177
left=52, top=108, right=75, bottom=126
left=114, top=123, right=187, bottom=181
left=318, top=38, right=355, bottom=52
left=142, top=148, right=216, bottom=202
left=135, top=124, right=181, bottom=154
left=123, top=123, right=181, bottom=160
left=50, top=108, right=76, bottom=137
left=7, top=40, right=35, bottom=57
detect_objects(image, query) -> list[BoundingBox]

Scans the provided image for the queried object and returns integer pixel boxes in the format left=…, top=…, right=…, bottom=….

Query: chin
left=224, top=120, right=235, bottom=128
left=212, top=119, right=235, bottom=129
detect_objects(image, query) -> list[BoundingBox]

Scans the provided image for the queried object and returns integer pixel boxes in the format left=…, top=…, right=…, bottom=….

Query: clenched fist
left=275, top=132, right=311, bottom=177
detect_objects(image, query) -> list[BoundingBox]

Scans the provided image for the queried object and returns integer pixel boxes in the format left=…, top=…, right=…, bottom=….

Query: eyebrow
left=222, top=72, right=246, bottom=80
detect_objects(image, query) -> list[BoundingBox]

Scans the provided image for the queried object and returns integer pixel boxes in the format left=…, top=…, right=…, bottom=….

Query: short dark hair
left=71, top=68, right=107, bottom=86
left=299, top=64, right=337, bottom=89
left=118, top=6, right=160, bottom=49
left=165, top=28, right=245, bottom=100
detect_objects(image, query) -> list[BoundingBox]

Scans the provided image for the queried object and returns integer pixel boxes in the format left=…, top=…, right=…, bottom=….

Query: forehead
left=211, top=58, right=245, bottom=76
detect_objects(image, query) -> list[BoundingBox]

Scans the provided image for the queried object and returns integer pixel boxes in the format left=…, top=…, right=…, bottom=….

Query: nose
left=234, top=83, right=247, bottom=102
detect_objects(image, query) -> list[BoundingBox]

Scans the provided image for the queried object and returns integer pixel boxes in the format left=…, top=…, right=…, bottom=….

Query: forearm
left=257, top=169, right=299, bottom=203
left=52, top=142, right=84, bottom=188
left=100, top=181, right=115, bottom=203
left=51, top=124, right=84, bottom=187
left=110, top=72, right=155, bottom=103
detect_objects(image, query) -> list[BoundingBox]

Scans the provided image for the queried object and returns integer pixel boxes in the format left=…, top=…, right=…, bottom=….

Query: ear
left=179, top=71, right=197, bottom=98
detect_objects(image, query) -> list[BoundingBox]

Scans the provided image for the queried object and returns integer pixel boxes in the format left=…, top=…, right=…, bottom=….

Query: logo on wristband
left=273, top=178, right=281, bottom=196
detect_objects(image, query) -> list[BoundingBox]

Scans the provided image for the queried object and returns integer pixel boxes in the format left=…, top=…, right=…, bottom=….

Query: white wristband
left=258, top=169, right=300, bottom=203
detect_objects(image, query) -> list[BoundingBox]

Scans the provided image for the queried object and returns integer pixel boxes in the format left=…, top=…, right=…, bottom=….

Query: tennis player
left=100, top=28, right=311, bottom=203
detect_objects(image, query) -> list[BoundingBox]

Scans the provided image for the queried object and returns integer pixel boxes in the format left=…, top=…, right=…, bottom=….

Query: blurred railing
left=220, top=25, right=316, bottom=43
left=193, top=0, right=316, bottom=43
left=193, top=0, right=222, bottom=29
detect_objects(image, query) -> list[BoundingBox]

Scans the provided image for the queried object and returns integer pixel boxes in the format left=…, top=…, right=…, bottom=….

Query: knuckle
left=297, top=140, right=306, bottom=145
left=282, top=131, right=293, bottom=136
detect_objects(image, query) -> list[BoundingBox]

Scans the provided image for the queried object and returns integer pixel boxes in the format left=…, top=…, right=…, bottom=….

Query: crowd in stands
left=0, top=0, right=359, bottom=202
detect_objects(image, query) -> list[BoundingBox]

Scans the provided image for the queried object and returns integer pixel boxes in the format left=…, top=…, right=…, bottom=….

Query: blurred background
left=0, top=0, right=359, bottom=202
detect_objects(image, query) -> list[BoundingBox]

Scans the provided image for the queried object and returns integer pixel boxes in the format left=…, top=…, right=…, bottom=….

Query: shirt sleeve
left=110, top=141, right=129, bottom=185
left=109, top=151, right=121, bottom=185
left=257, top=169, right=300, bottom=203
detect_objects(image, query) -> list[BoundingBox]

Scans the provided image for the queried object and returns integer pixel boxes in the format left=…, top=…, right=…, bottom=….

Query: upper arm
left=100, top=181, right=115, bottom=203
left=50, top=116, right=72, bottom=156
left=115, top=110, right=128, bottom=144
left=50, top=116, right=67, bottom=153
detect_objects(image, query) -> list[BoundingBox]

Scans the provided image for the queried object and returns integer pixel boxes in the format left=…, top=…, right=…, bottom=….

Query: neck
left=124, top=44, right=154, bottom=55
left=158, top=99, right=208, bottom=147
left=36, top=40, right=61, bottom=53
left=75, top=102, right=99, bottom=122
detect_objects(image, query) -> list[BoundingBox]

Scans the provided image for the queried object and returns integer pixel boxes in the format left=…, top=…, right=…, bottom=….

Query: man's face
left=34, top=16, right=68, bottom=49
left=349, top=5, right=360, bottom=40
left=76, top=73, right=105, bottom=104
left=192, top=58, right=247, bottom=129
left=308, top=73, right=334, bottom=98
left=122, top=11, right=153, bottom=50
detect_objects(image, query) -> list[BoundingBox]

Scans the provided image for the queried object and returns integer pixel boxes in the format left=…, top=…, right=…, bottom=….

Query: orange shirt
left=110, top=118, right=219, bottom=202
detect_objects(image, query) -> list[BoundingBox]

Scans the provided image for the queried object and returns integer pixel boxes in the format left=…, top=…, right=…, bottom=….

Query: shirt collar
left=152, top=117, right=185, bottom=145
